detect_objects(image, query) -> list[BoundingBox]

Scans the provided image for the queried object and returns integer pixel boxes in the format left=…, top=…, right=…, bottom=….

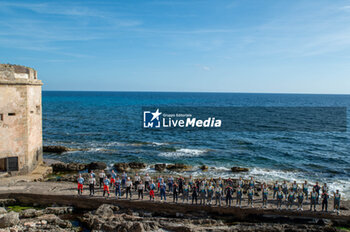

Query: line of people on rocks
left=76, top=170, right=342, bottom=215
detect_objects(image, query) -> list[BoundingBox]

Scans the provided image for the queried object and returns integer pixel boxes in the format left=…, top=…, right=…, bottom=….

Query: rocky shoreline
left=49, top=160, right=248, bottom=175
left=1, top=194, right=349, bottom=232
left=0, top=203, right=75, bottom=232
left=1, top=157, right=349, bottom=231
left=44, top=145, right=250, bottom=173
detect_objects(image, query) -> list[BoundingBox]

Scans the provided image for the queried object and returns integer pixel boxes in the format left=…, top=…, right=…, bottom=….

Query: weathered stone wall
left=0, top=85, right=27, bottom=171
left=0, top=64, right=37, bottom=80
left=0, top=64, right=42, bottom=174
left=26, top=85, right=43, bottom=172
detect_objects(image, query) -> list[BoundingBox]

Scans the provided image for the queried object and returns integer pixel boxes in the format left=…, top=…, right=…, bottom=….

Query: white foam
left=106, top=141, right=126, bottom=146
left=88, top=148, right=104, bottom=152
left=158, top=148, right=207, bottom=158
left=151, top=142, right=168, bottom=146
left=214, top=166, right=231, bottom=171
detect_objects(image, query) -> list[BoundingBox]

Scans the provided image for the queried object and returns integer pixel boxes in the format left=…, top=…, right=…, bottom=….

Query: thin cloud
left=0, top=1, right=103, bottom=17
left=202, top=66, right=211, bottom=71
left=130, top=28, right=236, bottom=35
left=194, top=64, right=211, bottom=71
left=340, top=5, right=350, bottom=10
left=0, top=1, right=142, bottom=57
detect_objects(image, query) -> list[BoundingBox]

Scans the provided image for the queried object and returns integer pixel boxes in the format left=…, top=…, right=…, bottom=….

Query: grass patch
left=46, top=171, right=75, bottom=180
left=7, top=205, right=34, bottom=212
left=47, top=173, right=64, bottom=178
left=337, top=227, right=350, bottom=232
left=7, top=205, right=43, bottom=212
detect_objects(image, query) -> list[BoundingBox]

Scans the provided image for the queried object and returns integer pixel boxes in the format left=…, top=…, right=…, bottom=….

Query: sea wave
left=151, top=142, right=169, bottom=146
left=158, top=148, right=208, bottom=158
left=86, top=148, right=117, bottom=153
left=106, top=141, right=170, bottom=147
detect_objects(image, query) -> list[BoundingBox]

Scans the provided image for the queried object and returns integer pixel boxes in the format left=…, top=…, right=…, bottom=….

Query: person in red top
left=77, top=174, right=84, bottom=196
left=103, top=176, right=110, bottom=197
left=149, top=180, right=156, bottom=201
left=110, top=170, right=116, bottom=189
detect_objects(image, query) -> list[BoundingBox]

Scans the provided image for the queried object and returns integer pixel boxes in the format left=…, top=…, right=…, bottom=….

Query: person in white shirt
left=134, top=173, right=141, bottom=191
left=144, top=173, right=151, bottom=191
left=126, top=177, right=133, bottom=199
left=99, top=170, right=106, bottom=189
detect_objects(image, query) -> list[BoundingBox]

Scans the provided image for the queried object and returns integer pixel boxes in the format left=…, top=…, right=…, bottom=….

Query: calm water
left=43, top=91, right=350, bottom=197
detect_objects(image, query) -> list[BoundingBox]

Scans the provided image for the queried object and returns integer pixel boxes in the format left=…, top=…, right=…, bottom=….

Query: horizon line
left=41, top=90, right=350, bottom=95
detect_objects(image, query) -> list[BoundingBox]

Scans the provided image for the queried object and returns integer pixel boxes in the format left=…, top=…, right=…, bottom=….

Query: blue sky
left=1, top=0, right=350, bottom=93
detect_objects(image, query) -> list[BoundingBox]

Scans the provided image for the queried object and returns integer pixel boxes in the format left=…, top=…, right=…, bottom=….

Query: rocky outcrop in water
left=166, top=163, right=192, bottom=171
left=51, top=162, right=87, bottom=172
left=114, top=162, right=146, bottom=172
left=51, top=161, right=107, bottom=172
left=129, top=162, right=146, bottom=170
left=231, top=167, right=249, bottom=173
left=87, top=162, right=107, bottom=171
left=155, top=164, right=166, bottom=172
left=43, top=146, right=77, bottom=154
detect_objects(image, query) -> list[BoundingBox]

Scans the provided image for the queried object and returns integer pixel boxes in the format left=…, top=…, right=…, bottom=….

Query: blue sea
left=43, top=91, right=350, bottom=197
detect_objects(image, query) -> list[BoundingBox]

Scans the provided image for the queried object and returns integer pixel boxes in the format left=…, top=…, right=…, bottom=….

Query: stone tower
left=0, top=64, right=43, bottom=174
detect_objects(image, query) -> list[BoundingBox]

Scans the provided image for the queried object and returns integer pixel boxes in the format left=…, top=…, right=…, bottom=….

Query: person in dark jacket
left=321, top=191, right=329, bottom=212
left=192, top=184, right=198, bottom=205
left=225, top=186, right=233, bottom=207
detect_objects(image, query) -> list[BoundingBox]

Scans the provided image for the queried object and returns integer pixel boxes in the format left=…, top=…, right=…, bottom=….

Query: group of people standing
left=271, top=180, right=341, bottom=214
left=76, top=170, right=342, bottom=215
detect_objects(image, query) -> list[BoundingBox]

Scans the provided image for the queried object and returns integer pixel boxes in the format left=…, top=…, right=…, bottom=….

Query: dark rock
left=0, top=207, right=6, bottom=215
left=37, top=214, right=72, bottom=228
left=67, top=163, right=85, bottom=171
left=0, top=199, right=16, bottom=207
left=324, top=226, right=337, bottom=232
left=45, top=207, right=73, bottom=215
left=43, top=145, right=74, bottom=153
left=166, top=163, right=192, bottom=171
left=114, top=163, right=129, bottom=172
left=0, top=211, right=20, bottom=228
left=88, top=162, right=107, bottom=171
left=51, top=163, right=67, bottom=172
left=20, top=209, right=44, bottom=218
left=128, top=162, right=146, bottom=170
left=200, top=165, right=208, bottom=171
left=155, top=164, right=166, bottom=172
left=95, top=204, right=118, bottom=218
left=129, top=222, right=144, bottom=232
left=115, top=224, right=129, bottom=232
left=231, top=167, right=249, bottom=173
left=52, top=162, right=87, bottom=172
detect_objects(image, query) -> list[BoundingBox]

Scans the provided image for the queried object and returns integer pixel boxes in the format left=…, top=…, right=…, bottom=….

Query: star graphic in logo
left=150, top=109, right=162, bottom=122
